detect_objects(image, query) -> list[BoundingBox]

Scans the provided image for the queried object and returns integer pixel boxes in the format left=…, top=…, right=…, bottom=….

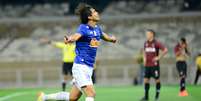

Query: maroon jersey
left=144, top=40, right=166, bottom=67
left=174, top=43, right=182, bottom=56
left=174, top=43, right=188, bottom=61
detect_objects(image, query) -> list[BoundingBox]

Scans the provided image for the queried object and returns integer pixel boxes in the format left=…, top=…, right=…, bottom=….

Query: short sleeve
left=156, top=41, right=166, bottom=51
left=98, top=26, right=103, bottom=37
left=76, top=25, right=86, bottom=36
left=174, top=44, right=179, bottom=55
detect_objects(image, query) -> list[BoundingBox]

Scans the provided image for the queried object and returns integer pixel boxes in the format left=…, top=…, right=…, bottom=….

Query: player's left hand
left=110, top=35, right=117, bottom=43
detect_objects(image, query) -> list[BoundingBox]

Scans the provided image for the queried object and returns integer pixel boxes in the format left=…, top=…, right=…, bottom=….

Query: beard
left=92, top=18, right=99, bottom=22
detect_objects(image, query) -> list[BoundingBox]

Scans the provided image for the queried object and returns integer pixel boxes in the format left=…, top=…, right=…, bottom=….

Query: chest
left=144, top=42, right=158, bottom=53
left=85, top=28, right=101, bottom=40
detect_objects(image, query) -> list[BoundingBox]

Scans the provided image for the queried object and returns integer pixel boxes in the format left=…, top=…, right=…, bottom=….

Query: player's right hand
left=153, top=56, right=160, bottom=62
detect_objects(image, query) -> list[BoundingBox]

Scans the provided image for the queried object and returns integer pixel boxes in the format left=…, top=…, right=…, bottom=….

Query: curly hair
left=75, top=3, right=93, bottom=24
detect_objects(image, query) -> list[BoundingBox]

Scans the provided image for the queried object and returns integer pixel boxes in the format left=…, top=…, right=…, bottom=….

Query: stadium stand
left=0, top=0, right=200, bottom=18
left=0, top=0, right=201, bottom=87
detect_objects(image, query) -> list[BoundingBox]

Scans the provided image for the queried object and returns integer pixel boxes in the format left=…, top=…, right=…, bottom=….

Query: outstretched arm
left=101, top=32, right=117, bottom=43
left=64, top=33, right=82, bottom=44
left=40, top=37, right=66, bottom=48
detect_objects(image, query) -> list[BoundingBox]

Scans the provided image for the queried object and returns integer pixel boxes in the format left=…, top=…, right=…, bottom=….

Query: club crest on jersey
left=90, top=31, right=93, bottom=34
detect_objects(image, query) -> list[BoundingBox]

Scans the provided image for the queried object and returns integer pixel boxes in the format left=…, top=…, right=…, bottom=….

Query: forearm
left=102, top=35, right=112, bottom=42
left=65, top=33, right=81, bottom=43
left=185, top=47, right=190, bottom=56
left=143, top=57, right=146, bottom=66
left=159, top=48, right=168, bottom=59
left=101, top=33, right=116, bottom=43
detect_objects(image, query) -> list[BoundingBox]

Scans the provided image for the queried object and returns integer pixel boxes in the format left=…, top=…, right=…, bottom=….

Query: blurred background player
left=141, top=29, right=168, bottom=101
left=194, top=52, right=201, bottom=85
left=136, top=48, right=144, bottom=85
left=40, top=37, right=76, bottom=91
left=37, top=3, right=117, bottom=101
left=174, top=37, right=190, bottom=96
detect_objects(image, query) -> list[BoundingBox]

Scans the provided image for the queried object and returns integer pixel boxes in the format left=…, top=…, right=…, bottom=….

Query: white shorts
left=72, top=63, right=93, bottom=90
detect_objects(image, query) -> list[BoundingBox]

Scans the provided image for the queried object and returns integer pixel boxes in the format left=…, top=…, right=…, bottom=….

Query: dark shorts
left=144, top=66, right=160, bottom=79
left=176, top=61, right=187, bottom=77
left=62, top=62, right=73, bottom=75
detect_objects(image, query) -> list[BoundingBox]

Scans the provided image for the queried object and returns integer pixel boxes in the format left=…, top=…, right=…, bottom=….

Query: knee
left=84, top=87, right=96, bottom=97
left=70, top=96, right=79, bottom=101
left=144, top=78, right=150, bottom=83
left=155, top=79, right=160, bottom=83
left=69, top=94, right=81, bottom=101
left=87, top=90, right=96, bottom=97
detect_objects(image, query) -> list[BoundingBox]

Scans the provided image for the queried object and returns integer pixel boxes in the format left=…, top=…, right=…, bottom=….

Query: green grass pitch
left=0, top=85, right=200, bottom=101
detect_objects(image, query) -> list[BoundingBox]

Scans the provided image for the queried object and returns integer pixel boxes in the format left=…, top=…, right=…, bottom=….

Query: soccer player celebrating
left=37, top=3, right=117, bottom=101
left=40, top=38, right=76, bottom=91
left=140, top=29, right=168, bottom=101
left=174, top=37, right=190, bottom=96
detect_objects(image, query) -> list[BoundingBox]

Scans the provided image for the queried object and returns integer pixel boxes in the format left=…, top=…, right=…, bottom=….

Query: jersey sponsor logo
left=90, top=38, right=100, bottom=47
left=145, top=47, right=156, bottom=52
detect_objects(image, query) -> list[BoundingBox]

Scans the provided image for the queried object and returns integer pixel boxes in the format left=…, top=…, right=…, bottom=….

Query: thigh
left=69, top=85, right=82, bottom=101
left=198, top=69, right=201, bottom=75
left=62, top=62, right=68, bottom=75
left=67, top=62, right=73, bottom=75
left=72, top=63, right=93, bottom=89
left=144, top=67, right=151, bottom=79
left=176, top=62, right=186, bottom=77
left=152, top=67, right=160, bottom=80
left=63, top=62, right=73, bottom=75
left=183, top=62, right=187, bottom=76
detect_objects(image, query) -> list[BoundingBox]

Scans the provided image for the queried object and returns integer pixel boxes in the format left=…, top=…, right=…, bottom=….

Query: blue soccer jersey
left=74, top=24, right=103, bottom=67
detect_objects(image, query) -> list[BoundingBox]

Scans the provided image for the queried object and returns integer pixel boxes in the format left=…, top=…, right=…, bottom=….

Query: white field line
left=0, top=92, right=28, bottom=101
